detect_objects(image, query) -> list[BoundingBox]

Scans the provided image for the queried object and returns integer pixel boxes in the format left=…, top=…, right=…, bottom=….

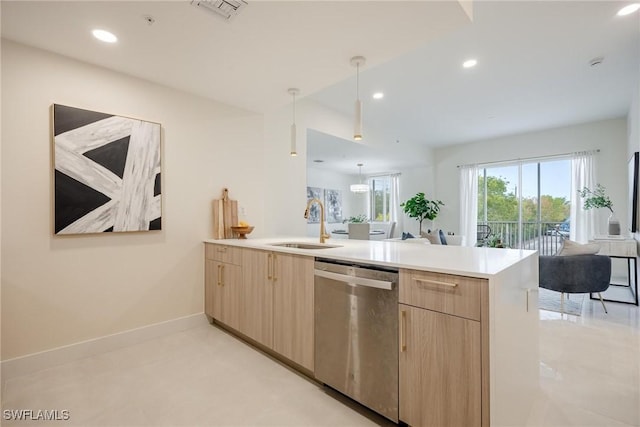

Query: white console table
left=589, top=236, right=638, bottom=306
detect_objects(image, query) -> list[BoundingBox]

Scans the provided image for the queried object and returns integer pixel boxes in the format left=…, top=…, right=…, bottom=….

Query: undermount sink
left=268, top=242, right=342, bottom=250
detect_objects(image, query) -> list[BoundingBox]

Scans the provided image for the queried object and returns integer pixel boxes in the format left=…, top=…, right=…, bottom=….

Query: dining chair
left=348, top=223, right=370, bottom=240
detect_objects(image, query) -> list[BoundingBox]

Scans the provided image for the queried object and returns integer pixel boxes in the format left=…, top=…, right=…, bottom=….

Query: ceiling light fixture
left=463, top=59, right=477, bottom=68
left=372, top=92, right=384, bottom=100
left=288, top=88, right=300, bottom=157
left=92, top=29, right=118, bottom=43
left=350, top=163, right=369, bottom=193
left=617, top=3, right=640, bottom=15
left=351, top=56, right=366, bottom=141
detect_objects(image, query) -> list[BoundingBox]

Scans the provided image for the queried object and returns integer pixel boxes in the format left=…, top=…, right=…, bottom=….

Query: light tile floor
left=2, top=296, right=639, bottom=427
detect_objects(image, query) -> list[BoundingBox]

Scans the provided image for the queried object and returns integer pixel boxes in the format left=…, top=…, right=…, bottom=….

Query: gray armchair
left=539, top=255, right=611, bottom=313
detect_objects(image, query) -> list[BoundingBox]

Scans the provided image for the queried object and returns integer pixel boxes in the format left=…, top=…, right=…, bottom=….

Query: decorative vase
left=608, top=212, right=621, bottom=235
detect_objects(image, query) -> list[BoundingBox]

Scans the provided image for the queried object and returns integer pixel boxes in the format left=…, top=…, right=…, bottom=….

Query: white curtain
left=459, top=165, right=479, bottom=247
left=570, top=152, right=595, bottom=243
left=389, top=174, right=400, bottom=237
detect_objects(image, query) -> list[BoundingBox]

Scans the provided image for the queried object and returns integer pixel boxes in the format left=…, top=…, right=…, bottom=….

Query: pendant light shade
left=288, top=88, right=300, bottom=157
left=350, top=56, right=366, bottom=141
left=350, top=163, right=369, bottom=193
left=354, top=99, right=363, bottom=141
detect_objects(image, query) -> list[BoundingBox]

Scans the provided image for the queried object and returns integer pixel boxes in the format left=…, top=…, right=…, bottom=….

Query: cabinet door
left=219, top=261, right=242, bottom=331
left=399, top=304, right=481, bottom=427
left=240, top=248, right=273, bottom=347
left=205, top=259, right=242, bottom=330
left=272, top=253, right=315, bottom=370
left=204, top=259, right=220, bottom=320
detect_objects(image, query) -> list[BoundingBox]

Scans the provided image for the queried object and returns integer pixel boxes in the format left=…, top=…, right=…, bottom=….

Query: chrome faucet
left=304, top=198, right=330, bottom=244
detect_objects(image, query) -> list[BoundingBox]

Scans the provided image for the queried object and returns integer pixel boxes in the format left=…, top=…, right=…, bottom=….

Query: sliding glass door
left=478, top=158, right=570, bottom=255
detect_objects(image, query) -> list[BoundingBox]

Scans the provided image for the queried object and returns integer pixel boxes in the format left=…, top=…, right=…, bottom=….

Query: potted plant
left=578, top=183, right=619, bottom=235
left=400, top=192, right=444, bottom=234
left=343, top=214, right=368, bottom=224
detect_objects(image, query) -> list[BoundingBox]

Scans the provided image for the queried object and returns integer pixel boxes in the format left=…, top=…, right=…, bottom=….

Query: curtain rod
left=456, top=149, right=600, bottom=169
left=366, top=172, right=402, bottom=178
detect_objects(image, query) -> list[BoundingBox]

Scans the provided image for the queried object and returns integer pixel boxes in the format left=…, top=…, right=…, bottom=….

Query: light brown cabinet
left=399, top=269, right=488, bottom=427
left=204, top=245, right=243, bottom=331
left=240, top=248, right=273, bottom=346
left=272, top=253, right=314, bottom=370
left=399, top=304, right=481, bottom=427
left=205, top=243, right=314, bottom=371
left=240, top=247, right=314, bottom=371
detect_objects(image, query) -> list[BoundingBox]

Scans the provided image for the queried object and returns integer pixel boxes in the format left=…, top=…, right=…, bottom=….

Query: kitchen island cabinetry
left=399, top=270, right=485, bottom=427
left=204, top=238, right=539, bottom=427
left=206, top=243, right=315, bottom=371
left=271, top=252, right=314, bottom=371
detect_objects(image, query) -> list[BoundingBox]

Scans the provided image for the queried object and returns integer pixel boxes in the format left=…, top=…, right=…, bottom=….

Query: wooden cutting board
left=213, top=188, right=238, bottom=239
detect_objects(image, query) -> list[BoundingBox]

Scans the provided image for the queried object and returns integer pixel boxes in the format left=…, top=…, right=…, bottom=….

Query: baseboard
left=1, top=313, right=208, bottom=383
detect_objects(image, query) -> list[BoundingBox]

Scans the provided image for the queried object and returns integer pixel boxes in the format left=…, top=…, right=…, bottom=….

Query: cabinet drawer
left=399, top=270, right=484, bottom=321
left=205, top=244, right=242, bottom=265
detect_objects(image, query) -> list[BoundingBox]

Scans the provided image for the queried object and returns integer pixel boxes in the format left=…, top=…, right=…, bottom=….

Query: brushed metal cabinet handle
left=267, top=253, right=273, bottom=280
left=272, top=254, right=278, bottom=282
left=414, top=278, right=458, bottom=288
left=220, top=264, right=225, bottom=286
left=400, top=310, right=407, bottom=352
left=217, top=264, right=222, bottom=287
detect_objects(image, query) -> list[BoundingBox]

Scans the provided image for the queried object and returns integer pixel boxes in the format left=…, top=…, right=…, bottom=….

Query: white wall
left=434, top=118, right=629, bottom=236
left=628, top=65, right=640, bottom=246
left=263, top=99, right=435, bottom=238
left=1, top=41, right=266, bottom=360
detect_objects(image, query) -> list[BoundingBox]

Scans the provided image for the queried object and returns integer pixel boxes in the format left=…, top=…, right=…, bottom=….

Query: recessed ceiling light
left=92, top=29, right=118, bottom=43
left=372, top=92, right=384, bottom=100
left=617, top=3, right=640, bottom=16
left=463, top=59, right=477, bottom=68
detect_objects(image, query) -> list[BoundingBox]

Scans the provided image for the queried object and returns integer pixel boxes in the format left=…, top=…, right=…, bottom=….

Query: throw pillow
left=420, top=229, right=441, bottom=245
left=438, top=229, right=448, bottom=245
left=401, top=232, right=415, bottom=240
left=557, top=240, right=601, bottom=256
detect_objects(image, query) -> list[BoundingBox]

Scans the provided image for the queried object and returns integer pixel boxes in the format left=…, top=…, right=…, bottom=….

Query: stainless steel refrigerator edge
left=314, top=259, right=399, bottom=422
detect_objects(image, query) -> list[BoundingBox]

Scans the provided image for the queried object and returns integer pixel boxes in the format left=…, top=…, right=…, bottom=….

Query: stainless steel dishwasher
left=314, top=258, right=399, bottom=422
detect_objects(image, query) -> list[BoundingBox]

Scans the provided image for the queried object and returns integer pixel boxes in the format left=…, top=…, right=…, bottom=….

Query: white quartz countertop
left=203, top=237, right=537, bottom=279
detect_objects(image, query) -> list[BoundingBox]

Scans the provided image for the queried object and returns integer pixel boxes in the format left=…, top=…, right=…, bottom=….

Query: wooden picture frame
left=52, top=104, right=162, bottom=234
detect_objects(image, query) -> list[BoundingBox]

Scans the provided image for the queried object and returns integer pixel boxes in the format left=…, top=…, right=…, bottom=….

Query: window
left=477, top=158, right=571, bottom=254
left=369, top=176, right=391, bottom=222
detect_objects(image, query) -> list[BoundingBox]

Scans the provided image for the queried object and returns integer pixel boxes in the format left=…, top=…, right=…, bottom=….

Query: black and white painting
left=53, top=104, right=162, bottom=234
left=324, top=189, right=342, bottom=223
left=306, top=187, right=323, bottom=224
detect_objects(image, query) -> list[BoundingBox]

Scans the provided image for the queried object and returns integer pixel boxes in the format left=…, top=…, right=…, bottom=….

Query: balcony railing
left=478, top=221, right=568, bottom=256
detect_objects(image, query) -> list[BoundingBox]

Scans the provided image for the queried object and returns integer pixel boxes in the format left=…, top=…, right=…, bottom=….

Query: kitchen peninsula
left=203, top=237, right=539, bottom=427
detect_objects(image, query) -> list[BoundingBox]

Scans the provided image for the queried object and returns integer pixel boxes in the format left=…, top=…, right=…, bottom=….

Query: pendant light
left=288, top=88, right=300, bottom=156
left=350, top=163, right=369, bottom=193
left=350, top=56, right=366, bottom=141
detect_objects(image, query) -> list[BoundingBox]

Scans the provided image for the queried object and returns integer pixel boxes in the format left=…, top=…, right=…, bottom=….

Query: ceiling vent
left=191, top=0, right=247, bottom=21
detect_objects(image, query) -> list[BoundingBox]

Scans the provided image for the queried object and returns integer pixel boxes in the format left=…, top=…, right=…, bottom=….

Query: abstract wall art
left=53, top=104, right=162, bottom=234
left=306, top=187, right=323, bottom=224
left=324, top=189, right=342, bottom=223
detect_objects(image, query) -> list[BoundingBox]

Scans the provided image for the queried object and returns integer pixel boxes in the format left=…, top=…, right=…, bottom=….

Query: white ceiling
left=0, top=0, right=471, bottom=113
left=3, top=1, right=639, bottom=176
left=309, top=1, right=640, bottom=148
left=306, top=0, right=640, bottom=174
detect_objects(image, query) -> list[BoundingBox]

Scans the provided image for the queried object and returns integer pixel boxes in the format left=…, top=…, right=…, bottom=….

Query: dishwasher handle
left=314, top=269, right=395, bottom=291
